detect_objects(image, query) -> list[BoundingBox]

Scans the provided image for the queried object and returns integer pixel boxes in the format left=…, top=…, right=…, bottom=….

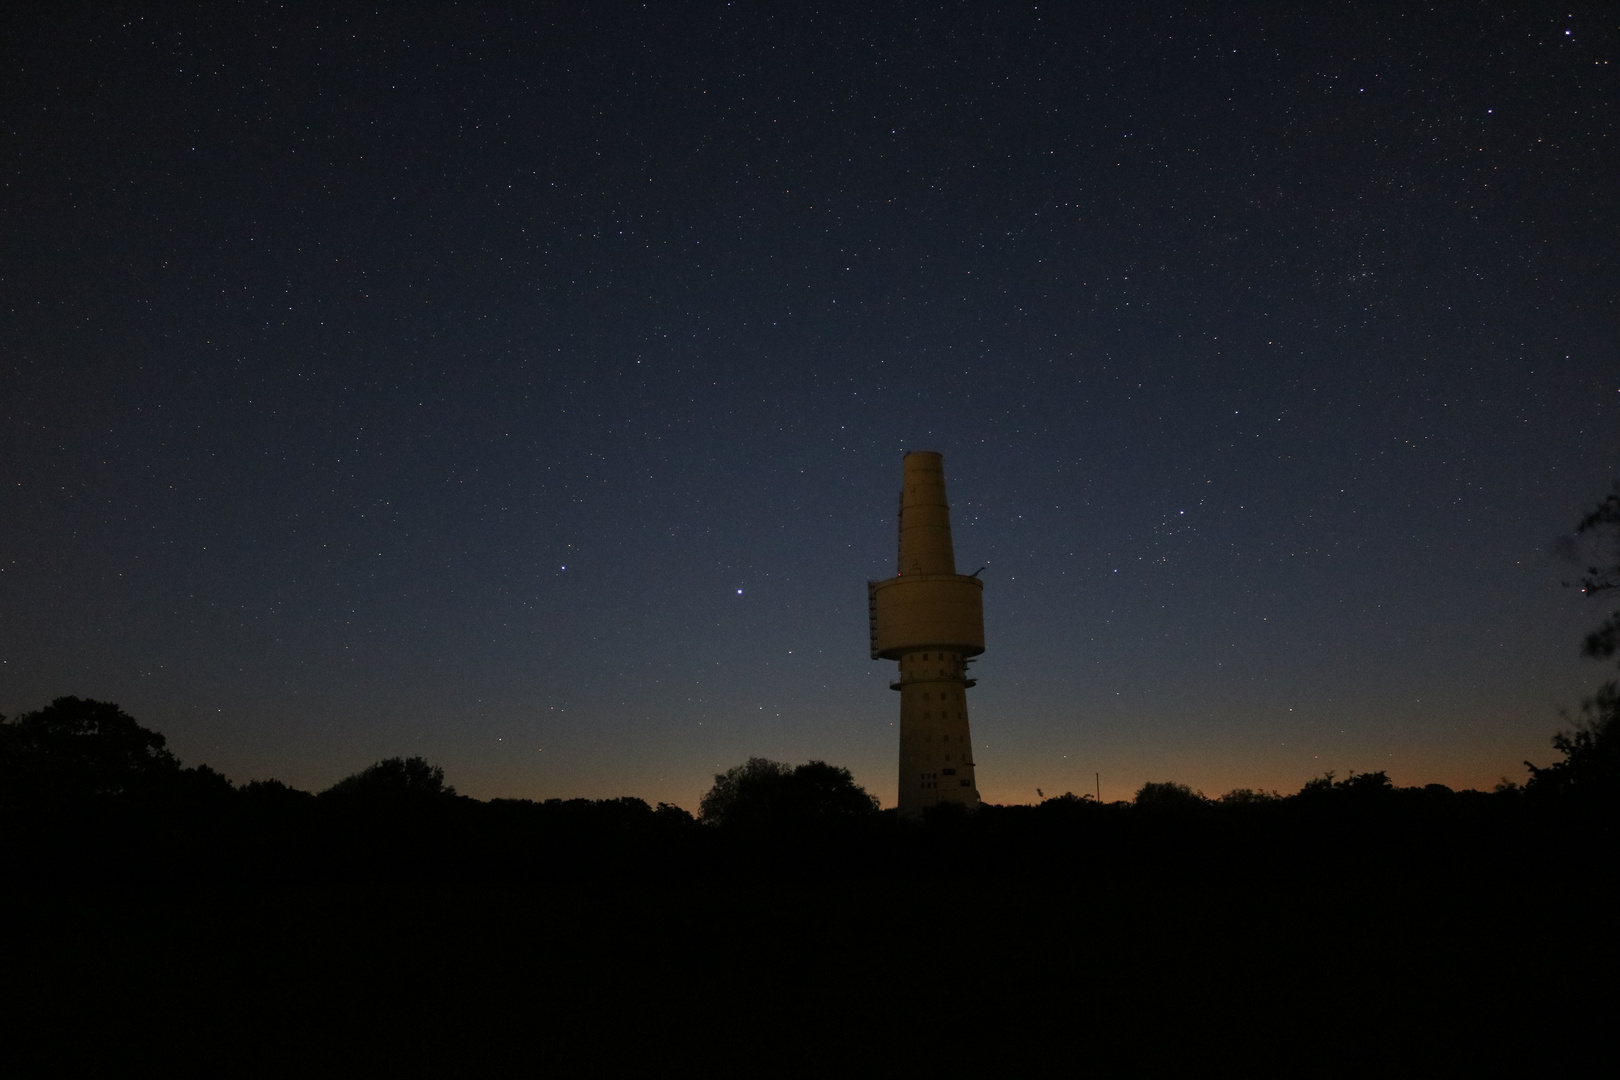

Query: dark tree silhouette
left=241, top=777, right=316, bottom=805
left=1527, top=484, right=1620, bottom=804
left=1217, top=788, right=1283, bottom=805
left=786, top=760, right=882, bottom=820
left=699, top=757, right=879, bottom=828
left=654, top=801, right=695, bottom=825
left=700, top=757, right=790, bottom=825
left=1573, top=481, right=1620, bottom=665
left=1297, top=770, right=1394, bottom=800
left=321, top=756, right=457, bottom=802
left=0, top=697, right=179, bottom=800
left=1525, top=684, right=1620, bottom=804
left=167, top=762, right=236, bottom=802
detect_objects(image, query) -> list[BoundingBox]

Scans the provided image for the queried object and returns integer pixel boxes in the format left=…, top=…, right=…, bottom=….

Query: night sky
left=4, top=3, right=1615, bottom=808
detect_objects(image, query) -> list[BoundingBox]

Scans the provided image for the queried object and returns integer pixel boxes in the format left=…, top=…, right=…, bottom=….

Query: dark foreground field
left=4, top=794, right=1612, bottom=1075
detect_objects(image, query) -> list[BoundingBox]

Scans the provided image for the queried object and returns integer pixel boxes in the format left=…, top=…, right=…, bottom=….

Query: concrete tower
left=868, top=451, right=984, bottom=816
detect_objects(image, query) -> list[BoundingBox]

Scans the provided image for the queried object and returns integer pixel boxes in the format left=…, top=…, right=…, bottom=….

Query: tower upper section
left=868, top=451, right=984, bottom=661
left=898, top=451, right=957, bottom=576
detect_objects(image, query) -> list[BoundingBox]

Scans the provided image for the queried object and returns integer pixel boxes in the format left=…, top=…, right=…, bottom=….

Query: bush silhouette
left=1295, top=770, right=1395, bottom=803
left=321, top=756, right=457, bottom=802
left=1217, top=788, right=1283, bottom=806
left=1134, top=780, right=1207, bottom=811
left=699, top=757, right=879, bottom=829
left=241, top=777, right=315, bottom=806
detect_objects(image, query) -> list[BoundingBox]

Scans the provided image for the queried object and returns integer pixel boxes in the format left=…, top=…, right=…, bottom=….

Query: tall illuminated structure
left=868, top=452, right=984, bottom=815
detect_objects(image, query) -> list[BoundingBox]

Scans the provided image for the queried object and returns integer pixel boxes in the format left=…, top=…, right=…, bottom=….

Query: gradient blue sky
left=4, top=2, right=1615, bottom=806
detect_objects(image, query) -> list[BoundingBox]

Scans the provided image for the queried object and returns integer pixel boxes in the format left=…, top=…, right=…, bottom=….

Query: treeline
left=5, top=693, right=1615, bottom=1076
left=3, top=694, right=1614, bottom=885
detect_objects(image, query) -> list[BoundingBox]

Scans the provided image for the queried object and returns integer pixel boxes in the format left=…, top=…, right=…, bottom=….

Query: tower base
left=895, top=648, right=980, bottom=817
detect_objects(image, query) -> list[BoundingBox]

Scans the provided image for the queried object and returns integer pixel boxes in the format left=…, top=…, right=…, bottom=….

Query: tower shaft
left=869, top=451, right=984, bottom=815
left=895, top=649, right=977, bottom=812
